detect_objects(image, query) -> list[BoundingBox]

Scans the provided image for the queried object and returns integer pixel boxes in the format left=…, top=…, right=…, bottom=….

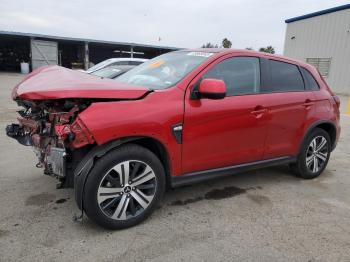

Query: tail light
left=332, top=95, right=340, bottom=108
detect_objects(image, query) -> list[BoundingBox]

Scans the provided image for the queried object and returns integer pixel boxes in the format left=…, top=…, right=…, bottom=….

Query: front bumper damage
left=6, top=123, right=67, bottom=179
left=6, top=123, right=32, bottom=146
left=46, top=147, right=67, bottom=178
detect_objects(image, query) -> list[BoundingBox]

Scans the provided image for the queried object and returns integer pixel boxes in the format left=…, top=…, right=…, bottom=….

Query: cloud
left=0, top=12, right=54, bottom=28
left=0, top=0, right=349, bottom=53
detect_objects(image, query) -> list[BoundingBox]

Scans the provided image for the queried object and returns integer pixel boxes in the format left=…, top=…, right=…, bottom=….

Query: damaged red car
left=6, top=49, right=340, bottom=229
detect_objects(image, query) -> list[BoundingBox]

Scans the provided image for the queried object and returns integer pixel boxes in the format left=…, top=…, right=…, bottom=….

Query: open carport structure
left=0, top=30, right=179, bottom=72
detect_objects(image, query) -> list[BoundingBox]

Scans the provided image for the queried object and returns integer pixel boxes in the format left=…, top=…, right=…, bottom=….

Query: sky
left=0, top=0, right=349, bottom=54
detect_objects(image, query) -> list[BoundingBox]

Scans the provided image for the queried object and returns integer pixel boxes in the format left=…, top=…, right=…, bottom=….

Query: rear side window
left=268, top=60, right=304, bottom=92
left=301, top=68, right=319, bottom=90
left=112, top=61, right=129, bottom=66
left=128, top=61, right=143, bottom=65
left=203, top=57, right=260, bottom=96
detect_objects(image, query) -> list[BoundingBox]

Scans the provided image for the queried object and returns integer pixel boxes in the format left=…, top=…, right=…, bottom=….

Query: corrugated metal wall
left=284, top=8, right=350, bottom=95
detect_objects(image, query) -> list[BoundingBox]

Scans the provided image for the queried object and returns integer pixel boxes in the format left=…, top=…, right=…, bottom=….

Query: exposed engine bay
left=6, top=99, right=95, bottom=188
left=6, top=66, right=151, bottom=186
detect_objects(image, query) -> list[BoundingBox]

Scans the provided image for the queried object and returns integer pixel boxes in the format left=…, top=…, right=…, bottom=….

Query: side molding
left=171, top=156, right=296, bottom=187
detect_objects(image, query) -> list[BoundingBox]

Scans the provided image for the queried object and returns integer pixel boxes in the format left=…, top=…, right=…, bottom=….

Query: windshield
left=86, top=59, right=114, bottom=73
left=91, top=67, right=123, bottom=78
left=116, top=51, right=213, bottom=89
left=91, top=65, right=133, bottom=79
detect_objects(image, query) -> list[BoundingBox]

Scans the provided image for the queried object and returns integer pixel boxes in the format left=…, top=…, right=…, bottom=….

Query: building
left=284, top=4, right=350, bottom=95
left=0, top=30, right=179, bottom=72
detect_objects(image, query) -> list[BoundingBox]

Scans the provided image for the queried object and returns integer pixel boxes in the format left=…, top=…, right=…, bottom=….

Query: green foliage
left=222, top=38, right=232, bottom=48
left=259, top=46, right=275, bottom=54
left=201, top=42, right=219, bottom=48
left=201, top=37, right=232, bottom=49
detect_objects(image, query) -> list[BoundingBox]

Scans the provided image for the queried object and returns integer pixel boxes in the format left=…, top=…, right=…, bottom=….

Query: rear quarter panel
left=301, top=64, right=340, bottom=147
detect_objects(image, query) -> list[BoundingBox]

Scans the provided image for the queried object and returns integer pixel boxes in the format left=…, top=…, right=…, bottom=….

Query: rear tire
left=83, top=144, right=165, bottom=230
left=290, top=128, right=331, bottom=179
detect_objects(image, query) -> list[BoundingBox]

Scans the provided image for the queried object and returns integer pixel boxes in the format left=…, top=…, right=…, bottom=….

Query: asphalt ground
left=0, top=73, right=349, bottom=262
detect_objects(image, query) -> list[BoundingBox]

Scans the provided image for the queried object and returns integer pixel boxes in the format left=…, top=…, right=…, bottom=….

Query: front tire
left=83, top=144, right=165, bottom=230
left=291, top=128, right=331, bottom=179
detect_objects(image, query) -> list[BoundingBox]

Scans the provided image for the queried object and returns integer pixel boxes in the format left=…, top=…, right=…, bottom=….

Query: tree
left=259, top=46, right=275, bottom=54
left=222, top=38, right=232, bottom=48
left=201, top=42, right=218, bottom=48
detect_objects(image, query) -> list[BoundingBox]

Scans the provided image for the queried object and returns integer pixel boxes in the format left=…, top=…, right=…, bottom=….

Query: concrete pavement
left=0, top=73, right=349, bottom=262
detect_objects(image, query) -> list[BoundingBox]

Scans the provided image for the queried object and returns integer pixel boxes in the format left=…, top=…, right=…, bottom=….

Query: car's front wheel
left=83, top=144, right=165, bottom=229
left=291, top=128, right=331, bottom=179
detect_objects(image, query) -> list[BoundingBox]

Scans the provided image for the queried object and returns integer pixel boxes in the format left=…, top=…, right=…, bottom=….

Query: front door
left=182, top=56, right=269, bottom=174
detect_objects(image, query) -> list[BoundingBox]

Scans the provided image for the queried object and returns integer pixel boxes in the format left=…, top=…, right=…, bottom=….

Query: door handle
left=251, top=105, right=267, bottom=117
left=303, top=99, right=314, bottom=109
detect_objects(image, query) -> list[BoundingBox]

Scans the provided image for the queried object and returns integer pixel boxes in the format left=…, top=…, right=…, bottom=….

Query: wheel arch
left=74, top=136, right=172, bottom=211
left=130, top=137, right=172, bottom=188
left=300, top=120, right=337, bottom=153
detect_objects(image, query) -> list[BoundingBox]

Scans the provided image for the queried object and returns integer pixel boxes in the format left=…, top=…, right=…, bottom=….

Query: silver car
left=84, top=58, right=148, bottom=74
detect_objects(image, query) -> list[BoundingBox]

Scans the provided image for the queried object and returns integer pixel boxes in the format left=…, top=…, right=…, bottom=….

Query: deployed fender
left=74, top=137, right=142, bottom=211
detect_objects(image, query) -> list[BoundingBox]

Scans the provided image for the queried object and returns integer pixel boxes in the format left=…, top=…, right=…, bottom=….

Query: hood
left=13, top=65, right=150, bottom=100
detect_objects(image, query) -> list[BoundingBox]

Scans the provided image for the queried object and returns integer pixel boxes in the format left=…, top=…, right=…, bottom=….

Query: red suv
left=6, top=49, right=341, bottom=229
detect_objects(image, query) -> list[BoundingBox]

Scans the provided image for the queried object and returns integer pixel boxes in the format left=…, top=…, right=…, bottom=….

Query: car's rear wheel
left=83, top=144, right=165, bottom=229
left=290, top=128, right=331, bottom=179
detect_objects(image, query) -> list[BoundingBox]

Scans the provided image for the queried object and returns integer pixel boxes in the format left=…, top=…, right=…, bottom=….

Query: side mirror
left=198, top=78, right=226, bottom=99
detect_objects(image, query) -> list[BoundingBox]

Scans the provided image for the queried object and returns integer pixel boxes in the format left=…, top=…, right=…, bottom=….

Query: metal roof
left=0, top=30, right=180, bottom=50
left=285, top=3, right=350, bottom=23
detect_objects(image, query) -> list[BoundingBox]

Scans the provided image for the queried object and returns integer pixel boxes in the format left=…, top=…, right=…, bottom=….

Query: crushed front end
left=6, top=99, right=95, bottom=188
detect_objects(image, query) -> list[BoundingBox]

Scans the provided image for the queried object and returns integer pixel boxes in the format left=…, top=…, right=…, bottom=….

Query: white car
left=84, top=58, right=148, bottom=74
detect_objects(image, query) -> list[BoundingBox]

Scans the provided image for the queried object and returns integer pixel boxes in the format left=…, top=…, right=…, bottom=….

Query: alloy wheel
left=305, top=136, right=328, bottom=173
left=97, top=160, right=157, bottom=220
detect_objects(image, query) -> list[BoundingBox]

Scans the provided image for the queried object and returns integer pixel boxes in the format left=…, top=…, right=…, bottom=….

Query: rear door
left=262, top=59, right=316, bottom=159
left=182, top=56, right=269, bottom=174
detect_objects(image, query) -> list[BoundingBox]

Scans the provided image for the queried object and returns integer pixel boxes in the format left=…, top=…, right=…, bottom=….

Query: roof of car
left=179, top=48, right=312, bottom=70
left=105, top=65, right=135, bottom=70
left=181, top=48, right=279, bottom=56
left=106, top=58, right=148, bottom=62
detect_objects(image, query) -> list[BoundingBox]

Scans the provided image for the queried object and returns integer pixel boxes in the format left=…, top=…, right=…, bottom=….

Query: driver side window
left=203, top=57, right=261, bottom=96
